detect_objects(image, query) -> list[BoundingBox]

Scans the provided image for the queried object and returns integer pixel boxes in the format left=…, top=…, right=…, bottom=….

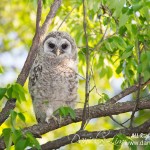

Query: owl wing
left=28, top=54, right=43, bottom=99
left=29, top=64, right=42, bottom=86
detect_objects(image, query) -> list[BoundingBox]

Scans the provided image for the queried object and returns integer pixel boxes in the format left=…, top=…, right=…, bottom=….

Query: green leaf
left=119, top=26, right=127, bottom=36
left=18, top=113, right=26, bottom=122
left=122, top=7, right=129, bottom=14
left=68, top=107, right=76, bottom=120
left=143, top=70, right=150, bottom=82
left=102, top=93, right=110, bottom=101
left=55, top=106, right=76, bottom=120
left=121, top=46, right=133, bottom=59
left=59, top=107, right=68, bottom=117
left=119, top=13, right=129, bottom=28
left=131, top=24, right=138, bottom=36
left=2, top=128, right=12, bottom=150
left=10, top=110, right=17, bottom=128
left=0, top=88, right=7, bottom=100
left=103, top=17, right=110, bottom=26
left=144, top=144, right=150, bottom=150
left=5, top=83, right=26, bottom=102
left=106, top=66, right=113, bottom=78
left=99, top=68, right=106, bottom=78
left=133, top=3, right=143, bottom=11
left=113, top=36, right=127, bottom=50
left=116, top=62, right=123, bottom=74
left=0, top=66, right=3, bottom=73
left=112, top=134, right=137, bottom=150
left=7, top=86, right=13, bottom=99
left=13, top=83, right=26, bottom=102
left=112, top=134, right=124, bottom=150
left=15, top=138, right=27, bottom=150
left=104, top=42, right=113, bottom=52
left=12, top=129, right=22, bottom=143
left=121, top=51, right=132, bottom=59
left=26, top=132, right=41, bottom=150
left=137, top=64, right=142, bottom=73
left=125, top=138, right=137, bottom=150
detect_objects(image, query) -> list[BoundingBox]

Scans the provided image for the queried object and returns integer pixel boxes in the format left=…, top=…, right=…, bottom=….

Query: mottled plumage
left=28, top=31, right=78, bottom=123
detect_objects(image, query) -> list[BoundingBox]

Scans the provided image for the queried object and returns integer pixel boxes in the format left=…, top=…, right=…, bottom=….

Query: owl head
left=42, top=31, right=77, bottom=60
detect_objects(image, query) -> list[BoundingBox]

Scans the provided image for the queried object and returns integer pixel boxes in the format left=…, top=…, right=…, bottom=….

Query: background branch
left=80, top=0, right=90, bottom=130
left=40, top=119, right=150, bottom=150
left=130, top=40, right=141, bottom=127
left=106, top=79, right=150, bottom=104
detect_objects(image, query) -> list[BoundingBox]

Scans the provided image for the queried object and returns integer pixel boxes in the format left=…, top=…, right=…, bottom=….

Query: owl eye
left=48, top=43, right=55, bottom=49
left=61, top=43, right=68, bottom=49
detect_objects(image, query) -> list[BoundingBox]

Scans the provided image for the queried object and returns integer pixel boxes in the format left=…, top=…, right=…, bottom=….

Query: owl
left=28, top=31, right=78, bottom=123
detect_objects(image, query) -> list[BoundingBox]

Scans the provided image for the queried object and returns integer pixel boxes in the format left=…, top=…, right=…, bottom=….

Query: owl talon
left=45, top=115, right=60, bottom=125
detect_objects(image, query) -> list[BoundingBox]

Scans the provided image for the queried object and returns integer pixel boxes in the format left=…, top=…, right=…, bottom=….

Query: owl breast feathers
left=28, top=31, right=78, bottom=123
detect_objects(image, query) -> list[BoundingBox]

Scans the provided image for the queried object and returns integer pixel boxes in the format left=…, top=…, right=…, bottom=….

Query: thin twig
left=106, top=78, right=150, bottom=105
left=109, top=115, right=127, bottom=128
left=122, top=118, right=131, bottom=125
left=130, top=40, right=141, bottom=128
left=80, top=0, right=90, bottom=130
left=57, top=6, right=76, bottom=30
left=92, top=22, right=109, bottom=51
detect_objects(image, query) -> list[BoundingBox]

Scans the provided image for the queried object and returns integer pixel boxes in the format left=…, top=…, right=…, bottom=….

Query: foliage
left=54, top=106, right=76, bottom=120
left=2, top=110, right=41, bottom=150
left=112, top=134, right=137, bottom=150
left=0, top=0, right=150, bottom=149
left=0, top=83, right=26, bottom=102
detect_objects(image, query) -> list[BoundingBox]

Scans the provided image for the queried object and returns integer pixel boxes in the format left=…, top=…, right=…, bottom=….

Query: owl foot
left=45, top=115, right=61, bottom=127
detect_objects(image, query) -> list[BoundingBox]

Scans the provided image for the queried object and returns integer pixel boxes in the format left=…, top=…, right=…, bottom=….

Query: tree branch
left=40, top=119, right=150, bottom=150
left=0, top=99, right=16, bottom=125
left=106, top=79, right=150, bottom=104
left=1, top=98, right=150, bottom=149
left=22, top=98, right=150, bottom=136
left=130, top=39, right=141, bottom=127
left=17, top=0, right=62, bottom=86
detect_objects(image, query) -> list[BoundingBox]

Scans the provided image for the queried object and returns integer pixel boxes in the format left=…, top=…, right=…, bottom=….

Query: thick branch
left=40, top=120, right=150, bottom=150
left=23, top=98, right=150, bottom=136
left=1, top=98, right=150, bottom=149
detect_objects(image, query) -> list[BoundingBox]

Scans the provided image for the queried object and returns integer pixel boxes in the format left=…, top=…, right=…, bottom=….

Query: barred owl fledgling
left=28, top=31, right=78, bottom=123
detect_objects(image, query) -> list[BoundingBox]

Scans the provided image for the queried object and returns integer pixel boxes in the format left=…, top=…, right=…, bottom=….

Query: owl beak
left=56, top=49, right=61, bottom=56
